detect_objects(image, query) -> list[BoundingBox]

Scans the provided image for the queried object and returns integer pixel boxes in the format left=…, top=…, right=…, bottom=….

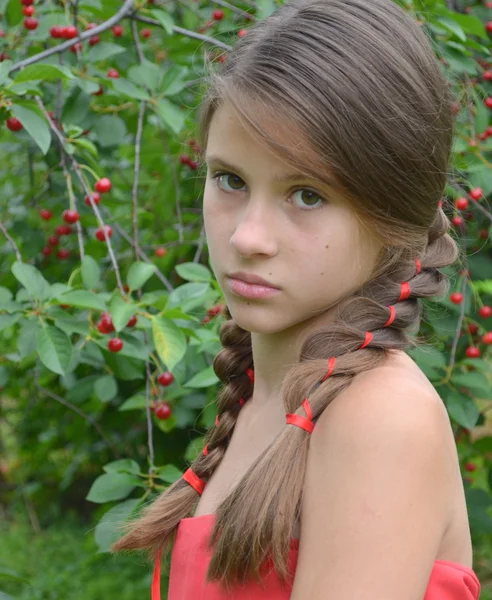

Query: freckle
left=325, top=245, right=329, bottom=249
left=320, top=273, right=324, bottom=276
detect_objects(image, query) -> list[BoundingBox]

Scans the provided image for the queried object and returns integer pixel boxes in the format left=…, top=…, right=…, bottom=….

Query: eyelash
left=209, top=171, right=329, bottom=212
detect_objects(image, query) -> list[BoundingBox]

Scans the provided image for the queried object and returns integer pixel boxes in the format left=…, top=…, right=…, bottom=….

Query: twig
left=34, top=96, right=126, bottom=295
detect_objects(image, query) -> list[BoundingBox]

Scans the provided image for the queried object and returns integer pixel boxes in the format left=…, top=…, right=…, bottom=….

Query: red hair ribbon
left=182, top=467, right=206, bottom=495
left=286, top=398, right=314, bottom=434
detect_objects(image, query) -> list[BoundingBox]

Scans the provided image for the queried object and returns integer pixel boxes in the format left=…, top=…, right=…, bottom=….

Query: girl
left=112, top=0, right=482, bottom=598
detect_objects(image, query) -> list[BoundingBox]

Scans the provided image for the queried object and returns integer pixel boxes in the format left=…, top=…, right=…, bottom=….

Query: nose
left=229, top=200, right=278, bottom=258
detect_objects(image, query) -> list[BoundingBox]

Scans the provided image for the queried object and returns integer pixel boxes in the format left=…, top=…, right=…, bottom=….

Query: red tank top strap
left=152, top=548, right=162, bottom=600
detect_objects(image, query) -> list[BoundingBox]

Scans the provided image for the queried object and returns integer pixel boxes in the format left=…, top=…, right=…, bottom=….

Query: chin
left=226, top=304, right=289, bottom=335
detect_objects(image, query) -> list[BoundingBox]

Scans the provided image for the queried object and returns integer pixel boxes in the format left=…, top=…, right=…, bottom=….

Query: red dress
left=153, top=513, right=481, bottom=600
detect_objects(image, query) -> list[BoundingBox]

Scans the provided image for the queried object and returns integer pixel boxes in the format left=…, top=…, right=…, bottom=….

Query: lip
left=227, top=277, right=281, bottom=299
left=228, top=271, right=279, bottom=288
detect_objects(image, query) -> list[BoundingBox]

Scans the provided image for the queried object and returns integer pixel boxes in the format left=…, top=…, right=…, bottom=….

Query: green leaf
left=151, top=315, right=186, bottom=371
left=55, top=289, right=106, bottom=311
left=103, top=459, right=140, bottom=475
left=184, top=364, right=219, bottom=388
left=94, top=374, right=118, bottom=402
left=175, top=262, right=212, bottom=282
left=450, top=372, right=490, bottom=398
left=127, top=261, right=157, bottom=291
left=0, top=59, right=13, bottom=87
left=11, top=260, right=51, bottom=302
left=81, top=254, right=101, bottom=289
left=86, top=472, right=138, bottom=503
left=12, top=63, right=74, bottom=83
left=128, top=59, right=161, bottom=92
left=436, top=17, right=466, bottom=42
left=71, top=137, right=98, bottom=158
left=94, top=498, right=141, bottom=553
left=156, top=98, right=186, bottom=135
left=36, top=324, right=72, bottom=376
left=167, top=282, right=210, bottom=311
left=0, top=313, right=23, bottom=332
left=88, top=42, right=126, bottom=62
left=184, top=436, right=207, bottom=463
left=108, top=294, right=137, bottom=331
left=10, top=104, right=51, bottom=155
left=256, top=0, right=276, bottom=20
left=118, top=393, right=148, bottom=411
left=444, top=392, right=480, bottom=430
left=93, top=115, right=126, bottom=148
left=150, top=8, right=175, bottom=35
left=154, top=464, right=182, bottom=483
left=0, top=565, right=31, bottom=584
left=110, top=78, right=151, bottom=101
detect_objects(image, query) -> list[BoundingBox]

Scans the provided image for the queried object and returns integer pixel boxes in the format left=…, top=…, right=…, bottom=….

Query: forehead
left=206, top=101, right=327, bottom=177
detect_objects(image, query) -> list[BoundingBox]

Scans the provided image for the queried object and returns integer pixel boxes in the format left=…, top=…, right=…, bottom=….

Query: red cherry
left=95, top=225, right=112, bottom=241
left=188, top=160, right=198, bottom=170
left=108, top=338, right=123, bottom=352
left=140, top=28, right=151, bottom=38
left=179, top=154, right=191, bottom=165
left=469, top=187, right=483, bottom=201
left=97, top=319, right=112, bottom=334
left=55, top=224, right=72, bottom=236
left=479, top=305, right=492, bottom=318
left=107, top=68, right=120, bottom=79
left=155, top=402, right=172, bottom=419
left=123, top=284, right=130, bottom=293
left=482, top=332, right=492, bottom=345
left=62, top=209, right=80, bottom=224
left=20, top=0, right=33, bottom=5
left=212, top=9, right=224, bottom=20
left=112, top=25, right=123, bottom=37
left=486, top=21, right=492, bottom=33
left=467, top=323, right=479, bottom=335
left=465, top=346, right=480, bottom=358
left=95, top=177, right=112, bottom=193
left=42, top=246, right=52, bottom=256
left=84, top=191, right=101, bottom=206
left=202, top=315, right=211, bottom=324
left=89, top=35, right=100, bottom=46
left=63, top=25, right=78, bottom=38
left=478, top=229, right=489, bottom=240
left=464, top=462, right=477, bottom=472
left=22, top=5, right=35, bottom=16
left=48, top=235, right=60, bottom=246
left=485, top=97, right=492, bottom=109
left=238, top=29, right=248, bottom=38
left=487, top=126, right=492, bottom=137
left=450, top=292, right=464, bottom=304
left=92, top=86, right=104, bottom=96
left=6, top=117, right=23, bottom=131
left=50, top=25, right=64, bottom=38
left=455, top=197, right=469, bottom=210
left=155, top=247, right=167, bottom=257
left=70, top=42, right=83, bottom=53
left=57, top=248, right=70, bottom=260
left=85, top=22, right=97, bottom=30
left=451, top=216, right=463, bottom=227
left=126, top=315, right=137, bottom=328
left=157, top=371, right=174, bottom=386
left=40, top=208, right=52, bottom=220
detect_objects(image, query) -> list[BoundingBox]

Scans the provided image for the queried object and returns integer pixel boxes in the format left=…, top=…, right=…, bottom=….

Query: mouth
left=226, top=276, right=281, bottom=300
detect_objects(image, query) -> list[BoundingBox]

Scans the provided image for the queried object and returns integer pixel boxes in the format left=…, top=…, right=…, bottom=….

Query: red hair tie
left=182, top=467, right=206, bottom=495
left=286, top=398, right=314, bottom=434
left=384, top=305, right=396, bottom=327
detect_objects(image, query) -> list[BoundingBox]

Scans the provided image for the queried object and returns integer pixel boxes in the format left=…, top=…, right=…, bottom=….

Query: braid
left=110, top=307, right=254, bottom=560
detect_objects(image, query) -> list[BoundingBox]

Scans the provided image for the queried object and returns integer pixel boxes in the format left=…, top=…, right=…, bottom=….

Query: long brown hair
left=112, top=0, right=460, bottom=591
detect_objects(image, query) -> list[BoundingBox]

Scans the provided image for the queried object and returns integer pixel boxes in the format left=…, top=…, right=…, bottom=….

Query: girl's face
left=203, top=102, right=384, bottom=335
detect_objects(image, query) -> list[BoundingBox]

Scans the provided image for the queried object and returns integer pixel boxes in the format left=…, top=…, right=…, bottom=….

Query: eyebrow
left=205, top=155, right=320, bottom=185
